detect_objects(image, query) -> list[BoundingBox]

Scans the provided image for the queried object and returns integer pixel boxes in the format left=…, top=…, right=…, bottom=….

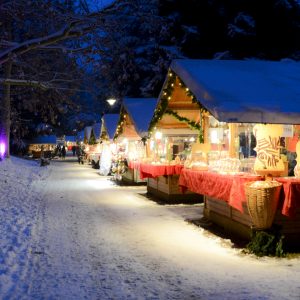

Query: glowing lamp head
left=106, top=98, right=117, bottom=106
left=0, top=142, right=6, bottom=157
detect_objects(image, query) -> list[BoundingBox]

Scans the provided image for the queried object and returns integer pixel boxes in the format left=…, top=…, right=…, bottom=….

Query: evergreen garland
left=246, top=227, right=285, bottom=257
left=114, top=107, right=127, bottom=141
left=148, top=71, right=176, bottom=135
left=148, top=70, right=208, bottom=143
left=89, top=131, right=97, bottom=145
left=100, top=130, right=109, bottom=141
left=165, top=109, right=204, bottom=143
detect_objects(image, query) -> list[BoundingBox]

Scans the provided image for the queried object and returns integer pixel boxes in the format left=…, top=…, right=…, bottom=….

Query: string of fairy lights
left=114, top=106, right=127, bottom=141
left=148, top=70, right=207, bottom=143
left=113, top=70, right=207, bottom=143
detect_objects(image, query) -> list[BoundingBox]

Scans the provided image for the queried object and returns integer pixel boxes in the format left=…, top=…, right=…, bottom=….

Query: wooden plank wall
left=205, top=196, right=300, bottom=245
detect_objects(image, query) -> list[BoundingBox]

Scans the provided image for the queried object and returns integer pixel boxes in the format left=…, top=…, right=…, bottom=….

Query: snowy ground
left=1, top=155, right=300, bottom=299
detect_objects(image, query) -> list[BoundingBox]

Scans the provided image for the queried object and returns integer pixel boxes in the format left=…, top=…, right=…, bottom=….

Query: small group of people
left=55, top=144, right=67, bottom=159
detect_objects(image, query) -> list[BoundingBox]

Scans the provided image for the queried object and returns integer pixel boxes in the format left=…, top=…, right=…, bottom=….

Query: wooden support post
left=229, top=123, right=238, bottom=158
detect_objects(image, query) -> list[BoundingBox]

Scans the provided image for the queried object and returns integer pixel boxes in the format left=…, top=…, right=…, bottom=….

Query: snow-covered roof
left=171, top=59, right=300, bottom=124
left=92, top=123, right=101, bottom=140
left=28, top=135, right=57, bottom=144
left=65, top=135, right=76, bottom=142
left=103, top=114, right=119, bottom=139
left=123, top=98, right=157, bottom=135
left=84, top=126, right=93, bottom=141
left=77, top=130, right=84, bottom=141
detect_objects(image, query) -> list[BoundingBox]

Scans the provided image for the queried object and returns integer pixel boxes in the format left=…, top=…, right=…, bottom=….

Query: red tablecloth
left=179, top=169, right=261, bottom=213
left=131, top=163, right=184, bottom=179
left=128, top=161, right=141, bottom=170
left=274, top=177, right=300, bottom=217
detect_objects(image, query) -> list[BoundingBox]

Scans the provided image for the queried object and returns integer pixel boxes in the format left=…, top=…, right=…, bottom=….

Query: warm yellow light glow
left=155, top=131, right=162, bottom=140
left=106, top=98, right=117, bottom=106
left=189, top=137, right=195, bottom=142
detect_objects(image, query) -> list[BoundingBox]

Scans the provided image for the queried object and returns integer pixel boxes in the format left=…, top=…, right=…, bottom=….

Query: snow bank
left=0, top=157, right=50, bottom=297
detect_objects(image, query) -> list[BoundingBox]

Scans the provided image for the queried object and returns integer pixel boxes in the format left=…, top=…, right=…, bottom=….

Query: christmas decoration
left=148, top=70, right=207, bottom=143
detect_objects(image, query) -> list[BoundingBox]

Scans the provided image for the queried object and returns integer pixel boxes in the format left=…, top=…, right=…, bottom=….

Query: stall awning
left=103, top=114, right=119, bottom=140
left=171, top=59, right=300, bottom=124
left=123, top=98, right=157, bottom=136
left=28, top=135, right=57, bottom=145
left=84, top=126, right=92, bottom=141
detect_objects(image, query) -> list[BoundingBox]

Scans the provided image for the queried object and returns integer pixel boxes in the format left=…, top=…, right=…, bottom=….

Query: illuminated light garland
left=114, top=106, right=127, bottom=141
left=148, top=70, right=207, bottom=143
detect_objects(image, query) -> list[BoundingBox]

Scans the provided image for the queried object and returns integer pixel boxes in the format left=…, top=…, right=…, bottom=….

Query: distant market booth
left=112, top=98, right=156, bottom=183
left=26, top=135, right=57, bottom=158
left=99, top=114, right=119, bottom=176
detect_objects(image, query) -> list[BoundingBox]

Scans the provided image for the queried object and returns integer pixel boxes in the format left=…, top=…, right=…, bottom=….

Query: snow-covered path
left=2, top=156, right=300, bottom=299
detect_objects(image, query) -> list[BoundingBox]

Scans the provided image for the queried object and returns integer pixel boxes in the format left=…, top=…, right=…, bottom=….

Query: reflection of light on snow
left=48, top=178, right=115, bottom=192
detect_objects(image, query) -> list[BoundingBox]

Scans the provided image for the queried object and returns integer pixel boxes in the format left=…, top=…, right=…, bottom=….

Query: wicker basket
left=245, top=181, right=282, bottom=230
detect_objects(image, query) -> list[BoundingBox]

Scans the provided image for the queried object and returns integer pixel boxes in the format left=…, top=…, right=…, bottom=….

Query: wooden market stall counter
left=121, top=161, right=146, bottom=184
left=179, top=169, right=300, bottom=247
left=129, top=162, right=201, bottom=203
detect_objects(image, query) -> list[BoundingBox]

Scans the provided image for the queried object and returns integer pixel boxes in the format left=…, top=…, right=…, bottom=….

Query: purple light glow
left=0, top=142, right=6, bottom=157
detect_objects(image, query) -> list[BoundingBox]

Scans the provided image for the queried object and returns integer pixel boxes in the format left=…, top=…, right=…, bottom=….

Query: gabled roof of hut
left=28, top=135, right=57, bottom=144
left=84, top=126, right=92, bottom=141
left=102, top=114, right=119, bottom=140
left=170, top=59, right=300, bottom=124
left=122, top=98, right=157, bottom=137
left=77, top=130, right=84, bottom=141
left=92, top=123, right=101, bottom=140
left=119, top=98, right=157, bottom=138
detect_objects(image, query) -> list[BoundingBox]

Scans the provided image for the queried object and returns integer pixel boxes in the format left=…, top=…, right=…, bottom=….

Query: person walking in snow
left=61, top=145, right=66, bottom=159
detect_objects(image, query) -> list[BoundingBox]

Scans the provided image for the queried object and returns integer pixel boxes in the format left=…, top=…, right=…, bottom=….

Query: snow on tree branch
left=0, top=78, right=49, bottom=90
left=0, top=15, right=102, bottom=65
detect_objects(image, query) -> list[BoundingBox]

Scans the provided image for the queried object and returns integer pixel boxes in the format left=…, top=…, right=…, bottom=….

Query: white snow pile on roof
left=123, top=98, right=157, bottom=135
left=171, top=59, right=300, bottom=124
left=0, top=157, right=50, bottom=297
left=103, top=114, right=119, bottom=139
